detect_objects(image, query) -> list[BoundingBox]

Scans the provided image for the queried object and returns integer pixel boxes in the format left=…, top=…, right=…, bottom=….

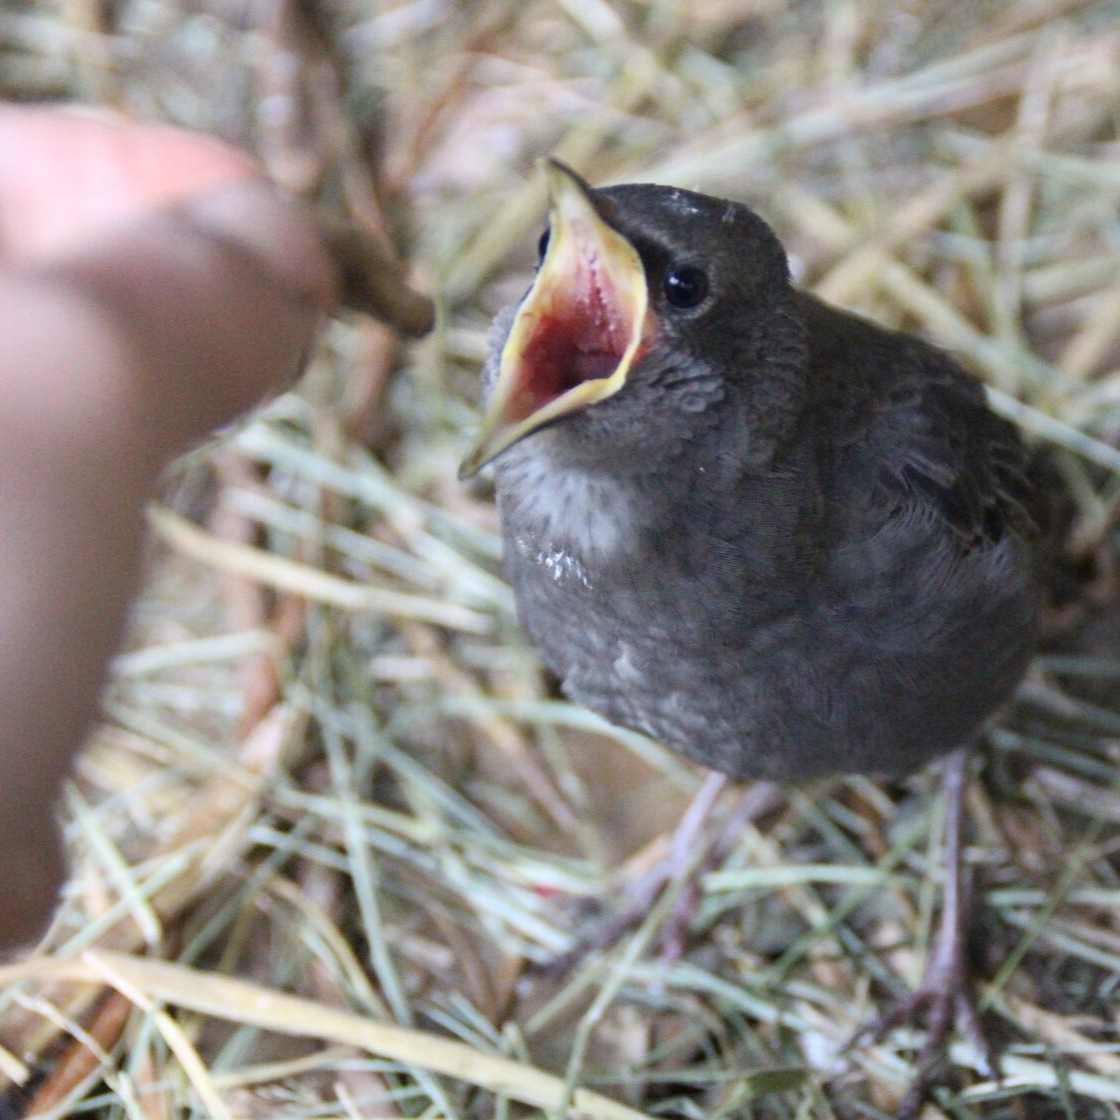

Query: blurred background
left=4, top=1, right=1120, bottom=1117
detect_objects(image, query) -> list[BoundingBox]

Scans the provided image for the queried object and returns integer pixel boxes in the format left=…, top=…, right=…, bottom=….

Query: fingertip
left=179, top=178, right=338, bottom=319
left=0, top=106, right=265, bottom=261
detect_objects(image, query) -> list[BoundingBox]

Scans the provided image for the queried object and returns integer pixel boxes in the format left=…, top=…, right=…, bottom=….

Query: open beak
left=459, top=159, right=651, bottom=479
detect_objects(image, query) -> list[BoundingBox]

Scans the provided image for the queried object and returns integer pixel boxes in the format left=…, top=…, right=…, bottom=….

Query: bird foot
left=856, top=981, right=995, bottom=1119
left=853, top=932, right=996, bottom=1118
left=539, top=779, right=783, bottom=978
left=539, top=857, right=688, bottom=979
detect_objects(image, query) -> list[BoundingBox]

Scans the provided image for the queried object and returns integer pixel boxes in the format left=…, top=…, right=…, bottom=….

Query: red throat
left=508, top=256, right=638, bottom=424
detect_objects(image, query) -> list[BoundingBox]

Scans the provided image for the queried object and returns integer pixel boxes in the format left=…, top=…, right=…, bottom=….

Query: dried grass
left=4, top=1, right=1120, bottom=1117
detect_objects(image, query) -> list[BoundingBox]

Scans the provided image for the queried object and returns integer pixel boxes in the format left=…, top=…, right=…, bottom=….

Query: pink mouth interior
left=507, top=255, right=630, bottom=424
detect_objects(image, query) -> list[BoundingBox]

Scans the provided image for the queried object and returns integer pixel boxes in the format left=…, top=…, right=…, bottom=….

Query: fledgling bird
left=460, top=160, right=1041, bottom=1113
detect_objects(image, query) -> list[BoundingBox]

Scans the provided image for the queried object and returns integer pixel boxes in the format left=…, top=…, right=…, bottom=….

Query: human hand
left=0, top=106, right=336, bottom=950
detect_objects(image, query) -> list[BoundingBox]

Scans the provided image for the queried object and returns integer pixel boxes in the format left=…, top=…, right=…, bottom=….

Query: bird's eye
left=537, top=227, right=551, bottom=262
left=663, top=266, right=709, bottom=309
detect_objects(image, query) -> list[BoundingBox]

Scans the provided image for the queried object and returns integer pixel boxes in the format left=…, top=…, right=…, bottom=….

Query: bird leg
left=659, top=777, right=785, bottom=958
left=855, top=747, right=995, bottom=1119
left=543, top=775, right=783, bottom=977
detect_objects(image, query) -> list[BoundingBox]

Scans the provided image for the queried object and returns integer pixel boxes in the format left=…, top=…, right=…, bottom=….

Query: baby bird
left=461, top=161, right=1041, bottom=1116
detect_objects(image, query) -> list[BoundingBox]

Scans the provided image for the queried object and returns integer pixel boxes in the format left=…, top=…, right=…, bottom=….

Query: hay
left=4, top=1, right=1120, bottom=1116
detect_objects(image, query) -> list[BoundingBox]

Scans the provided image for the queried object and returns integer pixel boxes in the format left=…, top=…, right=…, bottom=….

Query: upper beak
left=459, top=159, right=650, bottom=479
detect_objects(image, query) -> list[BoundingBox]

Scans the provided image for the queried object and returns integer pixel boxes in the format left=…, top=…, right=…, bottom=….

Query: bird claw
left=539, top=854, right=703, bottom=978
left=854, top=954, right=998, bottom=1120
left=538, top=780, right=783, bottom=978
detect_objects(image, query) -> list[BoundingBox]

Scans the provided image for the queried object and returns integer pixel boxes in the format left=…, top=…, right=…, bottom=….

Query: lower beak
left=459, top=159, right=650, bottom=479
